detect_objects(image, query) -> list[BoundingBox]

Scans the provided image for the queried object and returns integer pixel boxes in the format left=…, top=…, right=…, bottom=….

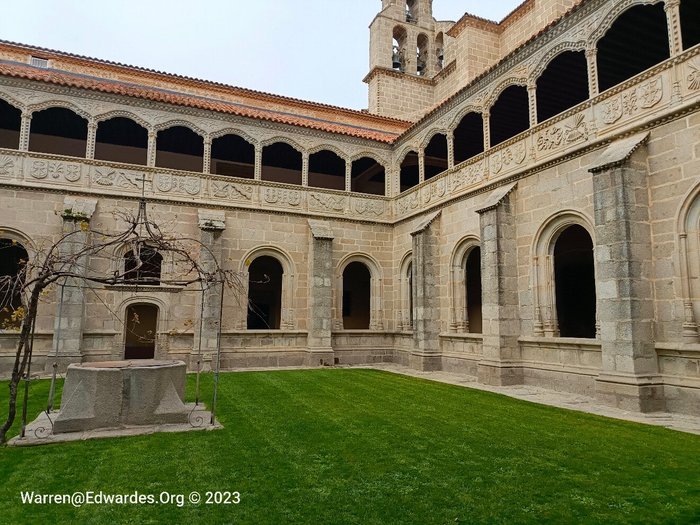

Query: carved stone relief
left=490, top=141, right=526, bottom=175
left=210, top=180, right=254, bottom=201
left=155, top=173, right=201, bottom=195
left=263, top=188, right=301, bottom=207
left=91, top=167, right=143, bottom=189
left=0, top=155, right=16, bottom=179
left=309, top=192, right=347, bottom=212
left=30, top=160, right=81, bottom=182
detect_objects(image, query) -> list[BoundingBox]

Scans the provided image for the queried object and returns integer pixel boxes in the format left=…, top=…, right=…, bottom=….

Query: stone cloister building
left=0, top=0, right=699, bottom=415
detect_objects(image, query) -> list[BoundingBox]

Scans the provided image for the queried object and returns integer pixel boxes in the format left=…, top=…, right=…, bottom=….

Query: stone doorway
left=124, top=303, right=158, bottom=359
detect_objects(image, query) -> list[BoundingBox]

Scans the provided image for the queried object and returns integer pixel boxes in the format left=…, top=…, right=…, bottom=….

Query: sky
left=0, top=1, right=523, bottom=110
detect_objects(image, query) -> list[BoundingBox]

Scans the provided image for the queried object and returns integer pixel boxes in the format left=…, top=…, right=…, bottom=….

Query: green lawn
left=0, top=369, right=699, bottom=524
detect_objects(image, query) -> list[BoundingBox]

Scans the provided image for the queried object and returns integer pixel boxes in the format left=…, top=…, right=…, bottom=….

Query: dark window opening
left=309, top=149, right=346, bottom=191
left=247, top=256, right=283, bottom=329
left=211, top=134, right=255, bottom=179
left=453, top=112, right=484, bottom=164
left=29, top=107, right=87, bottom=157
left=0, top=99, right=21, bottom=150
left=351, top=157, right=385, bottom=195
left=424, top=133, right=448, bottom=180
left=406, top=0, right=417, bottom=22
left=554, top=225, right=596, bottom=338
left=0, top=239, right=28, bottom=330
left=681, top=0, right=700, bottom=50
left=597, top=4, right=669, bottom=92
left=465, top=247, right=482, bottom=334
left=400, top=150, right=419, bottom=193
left=417, top=33, right=429, bottom=76
left=124, top=303, right=158, bottom=359
left=342, top=261, right=371, bottom=329
left=261, top=142, right=302, bottom=185
left=124, top=246, right=162, bottom=284
left=490, top=85, right=530, bottom=147
left=156, top=126, right=204, bottom=172
left=95, top=117, right=148, bottom=166
left=536, top=51, right=589, bottom=122
left=435, top=33, right=444, bottom=71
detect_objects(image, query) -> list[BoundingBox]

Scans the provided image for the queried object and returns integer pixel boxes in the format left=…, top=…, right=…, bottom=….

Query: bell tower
left=366, top=0, right=439, bottom=119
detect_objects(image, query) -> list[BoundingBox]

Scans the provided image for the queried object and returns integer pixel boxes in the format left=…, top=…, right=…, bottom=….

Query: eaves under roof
left=0, top=40, right=411, bottom=144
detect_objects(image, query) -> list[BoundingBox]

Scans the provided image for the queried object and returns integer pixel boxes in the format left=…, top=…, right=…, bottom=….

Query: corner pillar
left=475, top=183, right=522, bottom=386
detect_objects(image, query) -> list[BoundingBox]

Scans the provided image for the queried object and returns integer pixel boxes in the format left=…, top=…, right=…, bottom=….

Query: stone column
left=47, top=197, right=98, bottom=373
left=147, top=130, right=157, bottom=168
left=85, top=120, right=97, bottom=160
left=589, top=132, right=665, bottom=412
left=193, top=210, right=226, bottom=371
left=476, top=183, right=521, bottom=386
left=585, top=47, right=598, bottom=98
left=307, top=220, right=335, bottom=366
left=19, top=112, right=32, bottom=151
left=482, top=111, right=491, bottom=150
left=254, top=144, right=262, bottom=181
left=418, top=151, right=425, bottom=184
left=345, top=161, right=352, bottom=193
left=447, top=132, right=455, bottom=169
left=450, top=262, right=467, bottom=333
left=302, top=152, right=309, bottom=187
left=409, top=211, right=442, bottom=371
left=203, top=136, right=212, bottom=174
left=664, top=0, right=683, bottom=57
left=527, top=83, right=538, bottom=127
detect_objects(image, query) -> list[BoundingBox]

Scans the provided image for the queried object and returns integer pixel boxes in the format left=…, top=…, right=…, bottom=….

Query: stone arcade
left=0, top=0, right=699, bottom=416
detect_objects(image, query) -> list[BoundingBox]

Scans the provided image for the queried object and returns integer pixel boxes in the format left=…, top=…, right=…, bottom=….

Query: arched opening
left=342, top=261, right=371, bottom=329
left=309, top=149, right=346, bottom=191
left=393, top=26, right=408, bottom=72
left=211, top=133, right=255, bottom=179
left=261, top=142, right=302, bottom=185
left=597, top=4, right=669, bottom=92
left=0, top=238, right=28, bottom=330
left=417, top=33, right=429, bottom=76
left=681, top=0, right=700, bottom=50
left=400, top=150, right=419, bottom=192
left=95, top=117, right=148, bottom=165
left=453, top=112, right=484, bottom=164
left=536, top=51, right=589, bottom=122
left=406, top=0, right=417, bottom=22
left=29, top=107, right=87, bottom=157
left=124, top=303, right=158, bottom=359
left=124, top=246, right=162, bottom=284
left=156, top=125, right=204, bottom=172
left=0, top=99, right=21, bottom=150
left=247, top=256, right=283, bottom=329
left=554, top=225, right=596, bottom=338
left=435, top=32, right=444, bottom=71
left=351, top=157, right=385, bottom=195
left=424, top=133, right=448, bottom=180
left=465, top=247, right=482, bottom=333
left=490, top=85, right=529, bottom=147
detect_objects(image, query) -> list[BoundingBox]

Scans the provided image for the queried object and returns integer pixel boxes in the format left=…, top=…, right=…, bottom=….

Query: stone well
left=53, top=359, right=192, bottom=433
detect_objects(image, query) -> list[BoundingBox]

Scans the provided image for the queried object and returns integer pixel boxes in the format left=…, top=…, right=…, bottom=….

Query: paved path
left=362, top=363, right=700, bottom=435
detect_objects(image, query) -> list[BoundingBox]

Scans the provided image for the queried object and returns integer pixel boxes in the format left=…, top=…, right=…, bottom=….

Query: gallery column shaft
left=307, top=220, right=334, bottom=366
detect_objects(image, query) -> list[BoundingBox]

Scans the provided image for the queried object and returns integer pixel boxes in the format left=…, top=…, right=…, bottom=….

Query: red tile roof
left=0, top=40, right=411, bottom=144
